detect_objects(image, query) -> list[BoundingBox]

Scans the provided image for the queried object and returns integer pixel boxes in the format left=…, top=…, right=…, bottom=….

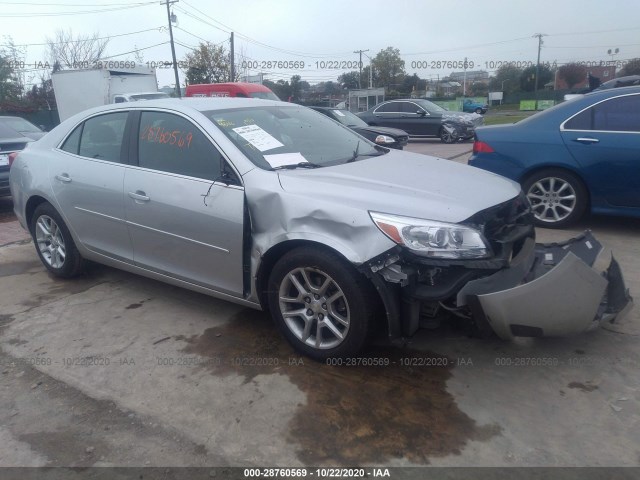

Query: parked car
left=469, top=86, right=640, bottom=228
left=357, top=99, right=483, bottom=143
left=10, top=99, right=631, bottom=359
left=309, top=106, right=409, bottom=149
left=462, top=98, right=489, bottom=114
left=0, top=123, right=34, bottom=196
left=593, top=75, right=640, bottom=91
left=0, top=116, right=46, bottom=140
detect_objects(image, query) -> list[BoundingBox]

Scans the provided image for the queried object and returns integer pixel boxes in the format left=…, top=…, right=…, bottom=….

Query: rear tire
left=267, top=247, right=376, bottom=361
left=30, top=203, right=84, bottom=277
left=522, top=168, right=588, bottom=228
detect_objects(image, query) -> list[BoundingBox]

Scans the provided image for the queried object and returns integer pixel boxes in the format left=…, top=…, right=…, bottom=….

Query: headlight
left=374, top=135, right=395, bottom=144
left=369, top=212, right=491, bottom=259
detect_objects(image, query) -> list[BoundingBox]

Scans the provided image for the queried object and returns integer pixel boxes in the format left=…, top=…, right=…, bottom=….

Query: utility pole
left=230, top=32, right=235, bottom=82
left=354, top=49, right=369, bottom=89
left=463, top=56, right=468, bottom=96
left=533, top=33, right=546, bottom=109
left=163, top=0, right=181, bottom=98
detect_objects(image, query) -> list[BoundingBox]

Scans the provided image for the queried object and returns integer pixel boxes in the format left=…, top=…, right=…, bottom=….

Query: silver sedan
left=9, top=99, right=632, bottom=360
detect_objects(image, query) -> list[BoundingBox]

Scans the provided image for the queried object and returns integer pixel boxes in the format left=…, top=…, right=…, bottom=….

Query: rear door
left=50, top=111, right=133, bottom=262
left=123, top=110, right=245, bottom=296
left=560, top=93, right=640, bottom=207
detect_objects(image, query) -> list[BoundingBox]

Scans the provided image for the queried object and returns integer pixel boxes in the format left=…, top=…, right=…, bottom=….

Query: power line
left=0, top=27, right=164, bottom=48
left=0, top=3, right=153, bottom=16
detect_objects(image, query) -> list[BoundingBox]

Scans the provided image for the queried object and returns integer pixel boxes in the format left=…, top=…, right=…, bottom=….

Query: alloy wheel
left=526, top=176, right=577, bottom=223
left=35, top=215, right=66, bottom=268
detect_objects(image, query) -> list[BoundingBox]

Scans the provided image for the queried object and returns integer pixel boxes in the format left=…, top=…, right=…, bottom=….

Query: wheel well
left=25, top=196, right=49, bottom=234
left=255, top=240, right=378, bottom=309
left=520, top=166, right=591, bottom=206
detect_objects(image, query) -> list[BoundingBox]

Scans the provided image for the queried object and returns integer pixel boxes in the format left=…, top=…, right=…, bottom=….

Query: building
left=553, top=65, right=616, bottom=90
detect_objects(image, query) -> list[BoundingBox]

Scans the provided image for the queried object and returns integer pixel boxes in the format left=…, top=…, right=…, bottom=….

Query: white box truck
left=52, top=65, right=170, bottom=121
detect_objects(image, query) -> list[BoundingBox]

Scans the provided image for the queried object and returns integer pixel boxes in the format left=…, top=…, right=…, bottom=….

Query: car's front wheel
left=475, top=107, right=482, bottom=114
left=31, top=203, right=84, bottom=277
left=267, top=247, right=376, bottom=361
left=440, top=126, right=458, bottom=143
left=522, top=169, right=588, bottom=228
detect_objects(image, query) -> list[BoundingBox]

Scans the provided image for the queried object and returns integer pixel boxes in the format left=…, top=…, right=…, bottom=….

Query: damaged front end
left=362, top=195, right=633, bottom=341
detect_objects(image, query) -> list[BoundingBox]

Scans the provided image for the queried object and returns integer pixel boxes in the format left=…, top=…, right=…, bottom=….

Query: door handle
left=128, top=191, right=150, bottom=202
left=573, top=137, right=600, bottom=144
left=55, top=173, right=72, bottom=183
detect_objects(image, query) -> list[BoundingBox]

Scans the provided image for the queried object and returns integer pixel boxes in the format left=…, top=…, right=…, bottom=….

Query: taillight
left=8, top=152, right=19, bottom=167
left=473, top=140, right=494, bottom=154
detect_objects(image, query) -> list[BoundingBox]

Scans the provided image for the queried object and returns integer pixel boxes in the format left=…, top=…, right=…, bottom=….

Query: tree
left=372, top=47, right=405, bottom=91
left=25, top=75, right=56, bottom=109
left=263, top=79, right=290, bottom=100
left=488, top=64, right=524, bottom=94
left=182, top=42, right=236, bottom=85
left=46, top=29, right=109, bottom=69
left=0, top=55, right=22, bottom=102
left=338, top=71, right=360, bottom=89
left=360, top=65, right=377, bottom=89
left=558, top=63, right=587, bottom=89
left=619, top=58, right=640, bottom=76
left=470, top=82, right=488, bottom=96
left=519, top=65, right=553, bottom=92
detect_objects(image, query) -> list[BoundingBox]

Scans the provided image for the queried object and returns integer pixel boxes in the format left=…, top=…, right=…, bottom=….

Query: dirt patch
left=178, top=308, right=501, bottom=465
left=568, top=381, right=599, bottom=393
left=0, top=260, right=43, bottom=277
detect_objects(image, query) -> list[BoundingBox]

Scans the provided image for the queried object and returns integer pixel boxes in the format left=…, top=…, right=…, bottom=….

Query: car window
left=375, top=102, right=399, bottom=113
left=205, top=105, right=381, bottom=169
left=60, top=124, right=82, bottom=155
left=565, top=94, right=640, bottom=132
left=400, top=102, right=420, bottom=113
left=138, top=111, right=223, bottom=181
left=72, top=112, right=128, bottom=162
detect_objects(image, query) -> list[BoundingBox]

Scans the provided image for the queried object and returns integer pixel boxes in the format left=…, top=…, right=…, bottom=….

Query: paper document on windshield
left=333, top=110, right=346, bottom=117
left=263, top=152, right=309, bottom=168
left=232, top=124, right=284, bottom=152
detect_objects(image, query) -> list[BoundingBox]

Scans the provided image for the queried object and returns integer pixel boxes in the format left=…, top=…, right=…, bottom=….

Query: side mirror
left=416, top=110, right=426, bottom=116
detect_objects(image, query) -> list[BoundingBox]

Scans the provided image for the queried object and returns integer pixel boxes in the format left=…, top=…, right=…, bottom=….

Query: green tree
left=0, top=55, right=22, bottom=102
left=372, top=47, right=405, bottom=91
left=619, top=58, right=640, bottom=76
left=263, top=79, right=290, bottom=100
left=558, top=63, right=587, bottom=89
left=520, top=65, right=553, bottom=92
left=338, top=71, right=360, bottom=89
left=183, top=42, right=235, bottom=85
left=488, top=64, right=524, bottom=94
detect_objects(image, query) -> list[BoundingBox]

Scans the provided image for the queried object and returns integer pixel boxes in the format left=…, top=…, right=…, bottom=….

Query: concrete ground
left=0, top=142, right=639, bottom=469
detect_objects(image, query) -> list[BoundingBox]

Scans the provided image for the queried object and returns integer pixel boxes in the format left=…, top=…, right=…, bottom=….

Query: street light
left=607, top=48, right=619, bottom=66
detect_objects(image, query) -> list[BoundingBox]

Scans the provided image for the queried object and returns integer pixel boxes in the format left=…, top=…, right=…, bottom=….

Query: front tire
left=475, top=107, right=482, bottom=114
left=522, top=169, right=588, bottom=228
left=267, top=247, right=376, bottom=361
left=440, top=126, right=458, bottom=144
left=30, top=203, right=84, bottom=277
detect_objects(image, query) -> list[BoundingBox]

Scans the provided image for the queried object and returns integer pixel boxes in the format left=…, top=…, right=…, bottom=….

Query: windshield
left=329, top=109, right=368, bottom=127
left=205, top=105, right=382, bottom=170
left=249, top=91, right=280, bottom=101
left=0, top=117, right=41, bottom=133
left=413, top=99, right=446, bottom=114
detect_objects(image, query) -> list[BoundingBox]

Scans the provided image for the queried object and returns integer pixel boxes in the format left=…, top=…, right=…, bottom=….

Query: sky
left=1, top=0, right=640, bottom=89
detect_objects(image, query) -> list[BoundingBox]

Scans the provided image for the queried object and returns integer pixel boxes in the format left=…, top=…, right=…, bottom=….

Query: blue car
left=462, top=98, right=488, bottom=114
left=469, top=86, right=640, bottom=228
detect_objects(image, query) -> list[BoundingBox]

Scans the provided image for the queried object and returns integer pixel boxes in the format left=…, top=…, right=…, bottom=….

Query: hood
left=277, top=150, right=521, bottom=224
left=354, top=125, right=408, bottom=137
left=442, top=111, right=483, bottom=126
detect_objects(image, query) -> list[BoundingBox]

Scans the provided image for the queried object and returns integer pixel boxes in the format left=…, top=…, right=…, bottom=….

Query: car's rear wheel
left=522, top=169, right=588, bottom=228
left=31, top=203, right=84, bottom=277
left=267, top=247, right=375, bottom=361
left=440, top=126, right=458, bottom=144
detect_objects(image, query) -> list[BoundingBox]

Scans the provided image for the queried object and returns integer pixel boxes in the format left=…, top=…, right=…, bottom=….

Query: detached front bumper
left=457, top=231, right=633, bottom=339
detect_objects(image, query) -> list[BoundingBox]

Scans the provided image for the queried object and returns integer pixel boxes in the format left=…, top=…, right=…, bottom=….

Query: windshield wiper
left=272, top=161, right=321, bottom=170
left=346, top=143, right=388, bottom=163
